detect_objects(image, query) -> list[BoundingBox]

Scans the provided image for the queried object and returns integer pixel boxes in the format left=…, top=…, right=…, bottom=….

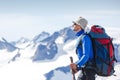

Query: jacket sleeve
left=76, top=35, right=92, bottom=68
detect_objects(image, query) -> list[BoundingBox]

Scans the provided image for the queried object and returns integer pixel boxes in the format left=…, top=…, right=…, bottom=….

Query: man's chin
left=73, top=29, right=76, bottom=31
left=73, top=30, right=77, bottom=32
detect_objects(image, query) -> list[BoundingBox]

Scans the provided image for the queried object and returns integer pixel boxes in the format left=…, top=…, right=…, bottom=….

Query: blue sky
left=0, top=0, right=120, bottom=41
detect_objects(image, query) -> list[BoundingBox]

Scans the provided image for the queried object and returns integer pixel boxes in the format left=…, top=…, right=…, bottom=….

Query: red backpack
left=88, top=25, right=116, bottom=76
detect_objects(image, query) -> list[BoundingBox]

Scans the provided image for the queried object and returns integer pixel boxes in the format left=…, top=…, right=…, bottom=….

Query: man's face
left=72, top=23, right=82, bottom=32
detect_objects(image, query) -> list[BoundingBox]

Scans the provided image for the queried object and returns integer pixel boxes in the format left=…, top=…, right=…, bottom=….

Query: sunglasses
left=73, top=23, right=77, bottom=25
left=72, top=23, right=77, bottom=27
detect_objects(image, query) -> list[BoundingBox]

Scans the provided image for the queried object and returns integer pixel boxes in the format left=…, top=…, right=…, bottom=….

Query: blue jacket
left=76, top=30, right=94, bottom=68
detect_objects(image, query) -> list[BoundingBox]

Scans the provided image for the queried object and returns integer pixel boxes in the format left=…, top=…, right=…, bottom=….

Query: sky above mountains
left=0, top=0, right=120, bottom=41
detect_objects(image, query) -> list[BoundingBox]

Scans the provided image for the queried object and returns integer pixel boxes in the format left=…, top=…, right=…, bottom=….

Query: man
left=70, top=17, right=96, bottom=80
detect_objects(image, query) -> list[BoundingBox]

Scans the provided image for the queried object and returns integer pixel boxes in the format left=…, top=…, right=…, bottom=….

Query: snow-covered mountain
left=32, top=31, right=50, bottom=43
left=32, top=41, right=58, bottom=61
left=0, top=26, right=120, bottom=80
left=0, top=37, right=17, bottom=52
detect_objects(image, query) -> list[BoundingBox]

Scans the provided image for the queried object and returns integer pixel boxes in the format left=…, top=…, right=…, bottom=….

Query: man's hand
left=70, top=63, right=78, bottom=74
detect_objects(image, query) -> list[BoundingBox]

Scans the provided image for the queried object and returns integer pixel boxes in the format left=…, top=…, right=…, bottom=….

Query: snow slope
left=0, top=50, right=119, bottom=80
left=0, top=27, right=120, bottom=80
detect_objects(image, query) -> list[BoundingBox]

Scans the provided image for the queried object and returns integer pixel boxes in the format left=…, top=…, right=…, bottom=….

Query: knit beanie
left=73, top=17, right=88, bottom=29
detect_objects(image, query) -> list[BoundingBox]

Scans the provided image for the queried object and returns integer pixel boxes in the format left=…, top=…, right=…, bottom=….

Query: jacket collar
left=76, top=30, right=84, bottom=36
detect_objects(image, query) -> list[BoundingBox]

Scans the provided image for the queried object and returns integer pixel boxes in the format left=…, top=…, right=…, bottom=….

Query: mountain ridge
left=0, top=26, right=120, bottom=80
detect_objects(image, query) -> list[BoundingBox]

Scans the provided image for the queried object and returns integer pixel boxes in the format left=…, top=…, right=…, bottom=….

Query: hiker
left=70, top=17, right=96, bottom=80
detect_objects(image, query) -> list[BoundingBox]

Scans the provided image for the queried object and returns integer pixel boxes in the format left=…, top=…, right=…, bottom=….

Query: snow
left=0, top=53, right=72, bottom=80
left=0, top=41, right=73, bottom=80
left=0, top=59, right=46, bottom=80
left=0, top=50, right=18, bottom=67
left=55, top=36, right=64, bottom=44
left=15, top=42, right=30, bottom=48
left=0, top=27, right=120, bottom=80
left=0, top=45, right=118, bottom=80
left=50, top=70, right=71, bottom=80
left=106, top=27, right=120, bottom=44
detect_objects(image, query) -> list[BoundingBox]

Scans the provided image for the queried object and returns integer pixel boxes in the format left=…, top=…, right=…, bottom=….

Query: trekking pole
left=70, top=56, right=76, bottom=80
